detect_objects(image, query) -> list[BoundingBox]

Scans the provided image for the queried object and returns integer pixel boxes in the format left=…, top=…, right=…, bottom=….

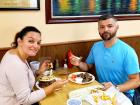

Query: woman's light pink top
left=0, top=51, right=46, bottom=105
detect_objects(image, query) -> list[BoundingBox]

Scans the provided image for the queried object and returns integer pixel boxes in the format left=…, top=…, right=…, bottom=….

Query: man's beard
left=99, top=31, right=117, bottom=41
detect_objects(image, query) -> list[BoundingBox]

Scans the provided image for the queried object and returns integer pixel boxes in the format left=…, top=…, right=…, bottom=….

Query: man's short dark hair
left=98, top=14, right=117, bottom=21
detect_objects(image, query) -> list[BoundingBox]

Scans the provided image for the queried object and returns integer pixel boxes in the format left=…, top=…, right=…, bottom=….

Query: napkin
left=85, top=86, right=133, bottom=105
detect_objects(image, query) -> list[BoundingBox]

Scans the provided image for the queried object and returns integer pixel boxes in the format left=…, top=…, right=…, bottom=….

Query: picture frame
left=0, top=0, right=40, bottom=10
left=46, top=0, right=140, bottom=24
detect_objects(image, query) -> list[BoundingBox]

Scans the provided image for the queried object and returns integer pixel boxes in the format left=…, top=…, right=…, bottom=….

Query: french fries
left=91, top=89, right=117, bottom=105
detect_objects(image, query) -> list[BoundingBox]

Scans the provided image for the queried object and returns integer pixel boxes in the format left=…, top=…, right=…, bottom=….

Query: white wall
left=0, top=0, right=140, bottom=48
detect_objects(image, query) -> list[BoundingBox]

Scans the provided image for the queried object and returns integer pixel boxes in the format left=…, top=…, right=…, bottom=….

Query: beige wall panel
left=0, top=0, right=140, bottom=48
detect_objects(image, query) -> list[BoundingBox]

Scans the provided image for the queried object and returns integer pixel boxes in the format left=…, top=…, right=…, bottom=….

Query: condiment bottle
left=63, top=59, right=68, bottom=69
left=55, top=59, right=59, bottom=70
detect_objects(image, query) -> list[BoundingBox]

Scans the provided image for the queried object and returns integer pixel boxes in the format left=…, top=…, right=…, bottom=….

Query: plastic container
left=67, top=98, right=82, bottom=105
left=30, top=61, right=40, bottom=74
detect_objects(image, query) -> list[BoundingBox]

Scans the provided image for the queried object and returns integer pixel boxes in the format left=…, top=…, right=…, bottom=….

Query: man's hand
left=102, top=82, right=115, bottom=90
left=70, top=55, right=82, bottom=66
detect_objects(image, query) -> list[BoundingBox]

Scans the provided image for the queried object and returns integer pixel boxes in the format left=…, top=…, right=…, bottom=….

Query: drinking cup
left=30, top=61, right=40, bottom=73
left=67, top=98, right=82, bottom=105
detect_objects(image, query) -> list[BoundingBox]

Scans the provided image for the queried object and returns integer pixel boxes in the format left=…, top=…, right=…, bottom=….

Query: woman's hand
left=52, top=79, right=68, bottom=90
left=44, top=79, right=68, bottom=96
left=36, top=60, right=53, bottom=76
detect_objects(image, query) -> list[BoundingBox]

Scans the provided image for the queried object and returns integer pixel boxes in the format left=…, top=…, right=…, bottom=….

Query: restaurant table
left=39, top=67, right=101, bottom=105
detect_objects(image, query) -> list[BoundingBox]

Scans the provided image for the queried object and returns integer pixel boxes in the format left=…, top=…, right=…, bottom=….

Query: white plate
left=68, top=72, right=95, bottom=84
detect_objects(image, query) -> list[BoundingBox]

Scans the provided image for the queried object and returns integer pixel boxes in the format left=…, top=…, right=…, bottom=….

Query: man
left=70, top=14, right=140, bottom=101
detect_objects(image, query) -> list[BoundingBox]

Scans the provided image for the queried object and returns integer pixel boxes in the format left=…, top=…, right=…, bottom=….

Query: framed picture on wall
left=46, top=0, right=140, bottom=24
left=0, top=0, right=40, bottom=10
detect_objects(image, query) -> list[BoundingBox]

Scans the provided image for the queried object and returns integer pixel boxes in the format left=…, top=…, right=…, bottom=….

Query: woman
left=0, top=26, right=68, bottom=105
